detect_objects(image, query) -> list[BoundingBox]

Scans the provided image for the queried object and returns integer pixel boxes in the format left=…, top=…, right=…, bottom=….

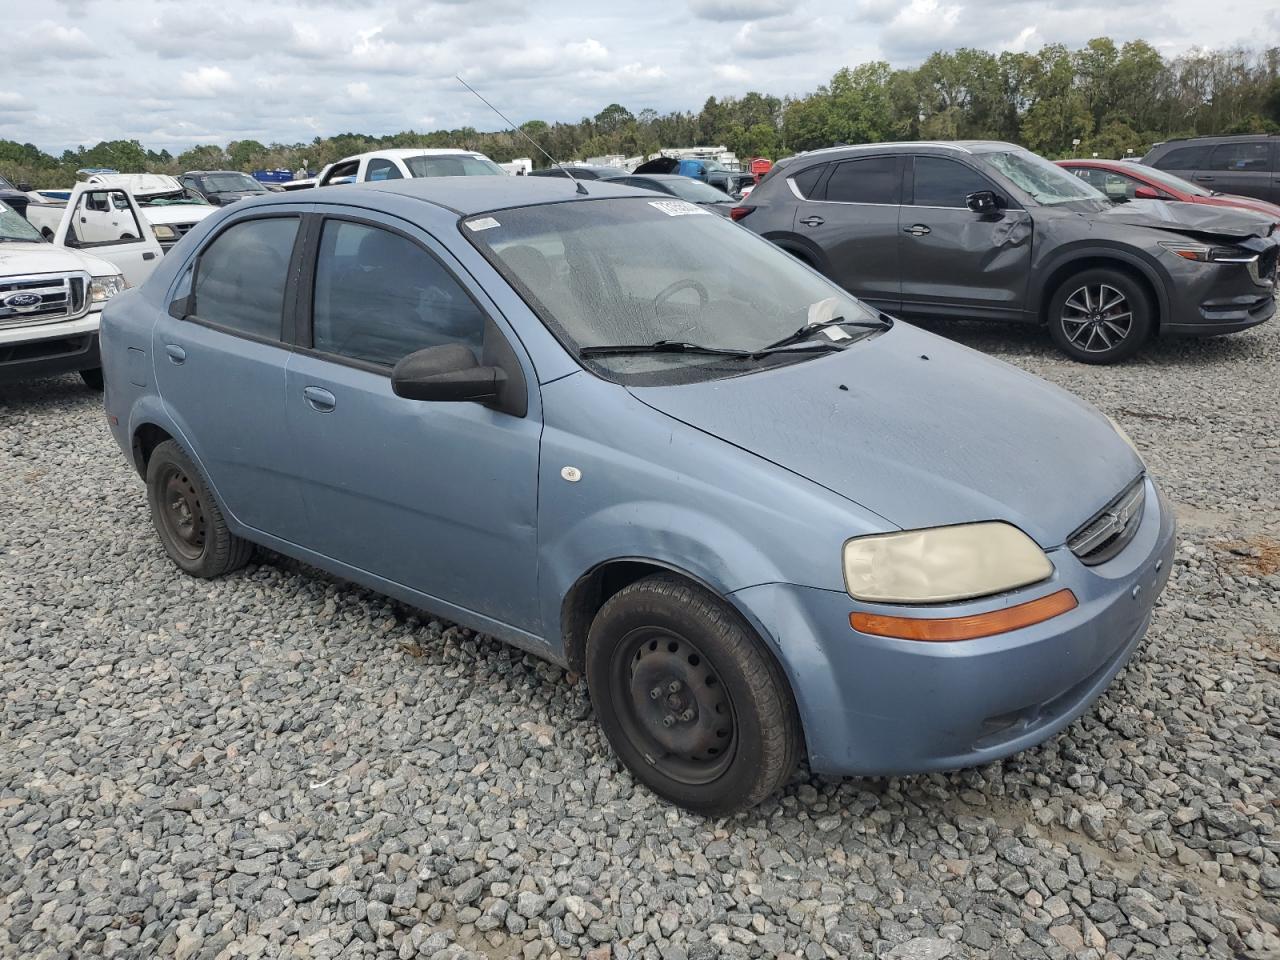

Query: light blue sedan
left=101, top=177, right=1175, bottom=814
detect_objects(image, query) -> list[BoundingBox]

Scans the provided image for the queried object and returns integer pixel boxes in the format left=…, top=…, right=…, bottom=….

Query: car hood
left=1205, top=194, right=1280, bottom=222
left=1098, top=198, right=1274, bottom=240
left=0, top=241, right=120, bottom=277
left=627, top=323, right=1142, bottom=548
left=140, top=204, right=216, bottom=225
left=210, top=190, right=266, bottom=203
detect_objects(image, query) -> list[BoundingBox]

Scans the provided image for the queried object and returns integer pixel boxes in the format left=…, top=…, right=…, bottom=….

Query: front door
left=1195, top=140, right=1279, bottom=203
left=283, top=211, right=543, bottom=633
left=793, top=154, right=903, bottom=314
left=898, top=155, right=1033, bottom=322
left=55, top=185, right=164, bottom=286
left=152, top=212, right=310, bottom=543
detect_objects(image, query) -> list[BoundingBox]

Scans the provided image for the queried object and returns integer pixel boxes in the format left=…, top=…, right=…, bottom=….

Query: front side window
left=823, top=157, right=900, bottom=204
left=912, top=157, right=996, bottom=207
left=366, top=159, right=404, bottom=182
left=1207, top=141, right=1271, bottom=171
left=1154, top=144, right=1209, bottom=170
left=311, top=220, right=485, bottom=366
left=403, top=154, right=506, bottom=178
left=464, top=198, right=881, bottom=384
left=193, top=217, right=299, bottom=340
left=1066, top=166, right=1138, bottom=201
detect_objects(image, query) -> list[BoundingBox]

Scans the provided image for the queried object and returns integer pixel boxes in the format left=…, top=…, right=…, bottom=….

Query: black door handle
left=143, top=252, right=156, bottom=260
left=903, top=224, right=931, bottom=236
left=799, top=216, right=825, bottom=227
left=1193, top=176, right=1214, bottom=182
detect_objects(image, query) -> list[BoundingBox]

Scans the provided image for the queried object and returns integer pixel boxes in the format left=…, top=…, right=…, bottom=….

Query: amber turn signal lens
left=849, top=588, right=1078, bottom=642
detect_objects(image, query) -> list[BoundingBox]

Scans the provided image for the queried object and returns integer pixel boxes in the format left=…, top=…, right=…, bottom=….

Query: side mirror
left=391, top=343, right=504, bottom=403
left=1133, top=186, right=1160, bottom=200
left=16, top=181, right=32, bottom=192
left=965, top=190, right=1001, bottom=214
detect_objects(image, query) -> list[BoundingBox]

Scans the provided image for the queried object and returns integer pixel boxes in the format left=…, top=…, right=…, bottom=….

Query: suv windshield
left=982, top=151, right=1106, bottom=206
left=404, top=155, right=505, bottom=178
left=0, top=201, right=43, bottom=242
left=200, top=173, right=267, bottom=194
left=464, top=197, right=880, bottom=384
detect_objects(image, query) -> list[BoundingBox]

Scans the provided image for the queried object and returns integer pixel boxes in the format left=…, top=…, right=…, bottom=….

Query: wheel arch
left=1034, top=252, right=1166, bottom=333
left=130, top=422, right=174, bottom=477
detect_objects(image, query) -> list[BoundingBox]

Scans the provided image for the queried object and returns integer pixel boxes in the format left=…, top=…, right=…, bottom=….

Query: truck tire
left=585, top=573, right=801, bottom=815
left=146, top=440, right=253, bottom=578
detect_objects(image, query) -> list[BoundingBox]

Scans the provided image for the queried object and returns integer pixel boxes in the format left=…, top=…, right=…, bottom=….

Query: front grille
left=0, top=272, right=89, bottom=329
left=1068, top=476, right=1146, bottom=566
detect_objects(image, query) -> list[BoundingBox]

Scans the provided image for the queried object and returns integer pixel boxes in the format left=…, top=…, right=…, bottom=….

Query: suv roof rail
left=1159, top=132, right=1278, bottom=144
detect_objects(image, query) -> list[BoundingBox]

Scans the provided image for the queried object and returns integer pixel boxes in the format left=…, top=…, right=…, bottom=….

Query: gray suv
left=736, top=141, right=1278, bottom=363
left=1142, top=135, right=1279, bottom=203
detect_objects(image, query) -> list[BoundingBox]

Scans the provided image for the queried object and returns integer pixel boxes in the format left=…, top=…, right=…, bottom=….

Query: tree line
left=3, top=38, right=1278, bottom=189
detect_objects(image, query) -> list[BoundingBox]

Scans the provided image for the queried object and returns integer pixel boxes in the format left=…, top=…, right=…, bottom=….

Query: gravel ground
left=1, top=319, right=1277, bottom=960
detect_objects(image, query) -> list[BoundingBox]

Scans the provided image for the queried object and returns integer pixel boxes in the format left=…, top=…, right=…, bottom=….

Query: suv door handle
left=799, top=216, right=825, bottom=227
left=903, top=224, right=931, bottom=236
left=303, top=385, right=336, bottom=413
left=164, top=344, right=186, bottom=364
left=1193, top=176, right=1214, bottom=182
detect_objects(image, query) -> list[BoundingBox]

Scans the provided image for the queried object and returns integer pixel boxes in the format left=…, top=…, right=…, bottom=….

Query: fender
left=1029, top=241, right=1171, bottom=323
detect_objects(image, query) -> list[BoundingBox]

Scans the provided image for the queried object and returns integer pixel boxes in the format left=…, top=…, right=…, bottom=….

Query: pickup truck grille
left=1067, top=476, right=1146, bottom=566
left=0, top=272, right=90, bottom=328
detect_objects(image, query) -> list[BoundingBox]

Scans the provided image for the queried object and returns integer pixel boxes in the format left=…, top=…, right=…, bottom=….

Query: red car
left=1057, top=158, right=1280, bottom=228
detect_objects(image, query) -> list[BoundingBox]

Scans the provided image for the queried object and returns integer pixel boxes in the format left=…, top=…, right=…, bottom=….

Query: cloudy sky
left=4, top=0, right=1278, bottom=154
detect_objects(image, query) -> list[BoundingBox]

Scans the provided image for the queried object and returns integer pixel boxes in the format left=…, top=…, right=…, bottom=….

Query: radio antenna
left=455, top=75, right=587, bottom=195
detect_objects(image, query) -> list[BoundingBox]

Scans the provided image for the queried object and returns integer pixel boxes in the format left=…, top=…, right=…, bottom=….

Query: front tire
left=79, top=368, right=103, bottom=391
left=146, top=440, right=252, bottom=578
left=1048, top=268, right=1152, bottom=364
left=585, top=574, right=801, bottom=815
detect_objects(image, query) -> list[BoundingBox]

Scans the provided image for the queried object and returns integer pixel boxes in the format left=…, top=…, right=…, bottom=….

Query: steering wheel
left=654, top=278, right=709, bottom=312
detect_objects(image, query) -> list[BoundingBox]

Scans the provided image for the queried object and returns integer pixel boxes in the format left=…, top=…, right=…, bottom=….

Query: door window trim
left=294, top=212, right=499, bottom=377
left=184, top=211, right=306, bottom=348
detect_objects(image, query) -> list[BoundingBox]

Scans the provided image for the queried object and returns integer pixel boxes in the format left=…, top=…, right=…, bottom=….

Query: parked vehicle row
left=1141, top=133, right=1279, bottom=203
left=26, top=174, right=215, bottom=253
left=734, top=141, right=1277, bottom=363
left=99, top=177, right=1174, bottom=814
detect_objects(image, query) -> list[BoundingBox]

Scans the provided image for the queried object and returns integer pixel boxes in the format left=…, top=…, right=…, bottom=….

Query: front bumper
left=733, top=476, right=1176, bottom=776
left=1161, top=249, right=1276, bottom=336
left=0, top=313, right=101, bottom=384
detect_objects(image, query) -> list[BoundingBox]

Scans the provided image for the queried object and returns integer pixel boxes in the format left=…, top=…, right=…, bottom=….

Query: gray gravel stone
left=2, top=319, right=1279, bottom=959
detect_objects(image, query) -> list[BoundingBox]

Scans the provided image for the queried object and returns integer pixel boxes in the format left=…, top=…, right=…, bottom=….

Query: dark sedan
left=737, top=141, right=1277, bottom=363
left=180, top=171, right=272, bottom=206
left=603, top=173, right=737, bottom=216
left=526, top=165, right=623, bottom=180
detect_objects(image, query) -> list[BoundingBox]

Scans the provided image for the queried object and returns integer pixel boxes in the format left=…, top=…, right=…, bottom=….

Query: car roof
left=330, top=175, right=658, bottom=216
left=623, top=173, right=699, bottom=182
left=184, top=170, right=254, bottom=176
left=786, top=141, right=1022, bottom=163
left=344, top=148, right=488, bottom=162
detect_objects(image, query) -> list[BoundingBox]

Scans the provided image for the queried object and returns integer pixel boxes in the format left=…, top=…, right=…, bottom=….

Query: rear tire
left=585, top=574, right=801, bottom=815
left=79, top=368, right=103, bottom=391
left=146, top=440, right=252, bottom=578
left=1048, top=268, right=1152, bottom=364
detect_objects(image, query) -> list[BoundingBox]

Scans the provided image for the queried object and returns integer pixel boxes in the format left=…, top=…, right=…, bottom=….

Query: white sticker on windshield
left=648, top=200, right=711, bottom=217
left=466, top=217, right=500, bottom=231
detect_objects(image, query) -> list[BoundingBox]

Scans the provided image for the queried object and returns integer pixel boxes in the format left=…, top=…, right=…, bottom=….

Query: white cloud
left=346, top=81, right=373, bottom=101
left=23, top=21, right=104, bottom=57
left=688, top=0, right=791, bottom=21
left=178, top=66, right=238, bottom=98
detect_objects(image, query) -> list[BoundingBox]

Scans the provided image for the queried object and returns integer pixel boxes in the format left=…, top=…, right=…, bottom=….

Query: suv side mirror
left=392, top=343, right=505, bottom=403
left=16, top=181, right=32, bottom=193
left=1133, top=186, right=1160, bottom=200
left=965, top=190, right=1001, bottom=214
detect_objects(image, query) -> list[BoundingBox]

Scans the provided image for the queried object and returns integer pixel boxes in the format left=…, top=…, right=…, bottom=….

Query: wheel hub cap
left=1061, top=283, right=1133, bottom=354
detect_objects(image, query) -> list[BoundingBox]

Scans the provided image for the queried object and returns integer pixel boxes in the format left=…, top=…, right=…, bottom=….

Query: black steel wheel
left=585, top=574, right=801, bottom=815
left=145, top=440, right=253, bottom=578
left=1048, top=268, right=1152, bottom=364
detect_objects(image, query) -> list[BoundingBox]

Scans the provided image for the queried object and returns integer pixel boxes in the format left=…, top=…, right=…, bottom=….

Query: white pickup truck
left=1, top=185, right=164, bottom=388
left=26, top=174, right=214, bottom=253
left=314, top=148, right=507, bottom=187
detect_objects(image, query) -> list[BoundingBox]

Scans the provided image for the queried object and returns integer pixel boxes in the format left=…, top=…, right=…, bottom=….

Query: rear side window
left=1153, top=144, right=1209, bottom=170
left=911, top=157, right=994, bottom=207
left=310, top=219, right=485, bottom=367
left=790, top=164, right=826, bottom=199
left=1207, top=141, right=1271, bottom=171
left=366, top=158, right=404, bottom=181
left=824, top=157, right=900, bottom=204
left=193, top=217, right=298, bottom=340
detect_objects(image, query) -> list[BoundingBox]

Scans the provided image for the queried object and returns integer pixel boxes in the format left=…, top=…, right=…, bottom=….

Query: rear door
left=791, top=154, right=903, bottom=313
left=1196, top=140, right=1278, bottom=202
left=153, top=210, right=310, bottom=543
left=54, top=184, right=163, bottom=286
left=898, top=154, right=1033, bottom=323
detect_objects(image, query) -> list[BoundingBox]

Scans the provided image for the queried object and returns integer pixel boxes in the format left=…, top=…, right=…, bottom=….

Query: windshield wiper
left=760, top=315, right=892, bottom=352
left=579, top=339, right=848, bottom=360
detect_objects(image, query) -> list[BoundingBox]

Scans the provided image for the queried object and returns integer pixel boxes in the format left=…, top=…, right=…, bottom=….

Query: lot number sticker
left=649, top=200, right=711, bottom=217
left=466, top=217, right=501, bottom=231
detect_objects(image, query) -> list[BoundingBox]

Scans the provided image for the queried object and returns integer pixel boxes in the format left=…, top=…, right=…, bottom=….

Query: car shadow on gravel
left=0, top=374, right=101, bottom=413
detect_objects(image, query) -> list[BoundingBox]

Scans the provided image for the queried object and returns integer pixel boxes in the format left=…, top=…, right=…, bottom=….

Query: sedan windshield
left=464, top=197, right=880, bottom=383
left=405, top=155, right=505, bottom=178
left=201, top=173, right=267, bottom=194
left=983, top=151, right=1106, bottom=206
left=0, top=201, right=42, bottom=242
